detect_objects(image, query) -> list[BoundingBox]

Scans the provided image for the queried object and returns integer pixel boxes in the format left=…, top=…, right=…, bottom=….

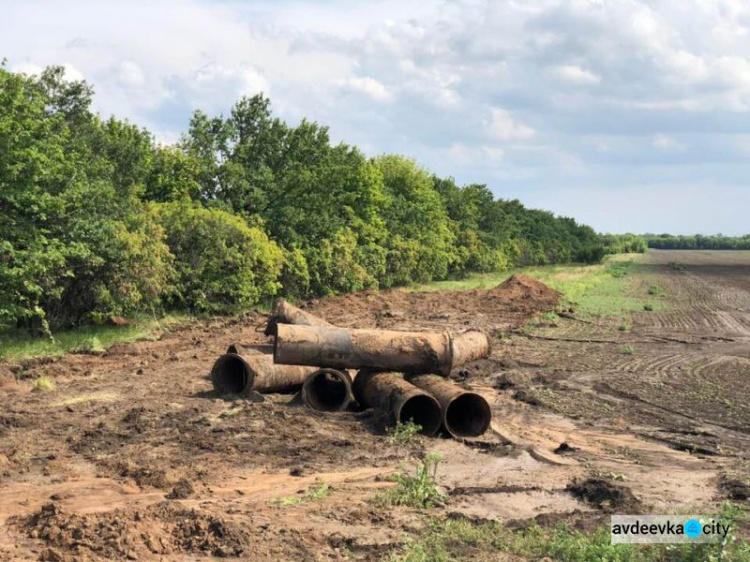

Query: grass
left=618, top=322, right=630, bottom=332
left=621, top=345, right=635, bottom=355
left=387, top=421, right=423, bottom=445
left=32, top=376, right=56, bottom=392
left=272, top=481, right=331, bottom=507
left=378, top=453, right=446, bottom=509
left=408, top=254, right=666, bottom=319
left=390, top=502, right=750, bottom=562
left=0, top=314, right=188, bottom=361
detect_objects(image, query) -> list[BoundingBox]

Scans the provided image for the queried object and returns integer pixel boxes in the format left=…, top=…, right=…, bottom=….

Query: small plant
left=621, top=345, right=634, bottom=355
left=272, top=481, right=331, bottom=507
left=618, top=322, right=629, bottom=332
left=643, top=303, right=654, bottom=311
left=32, top=376, right=56, bottom=392
left=388, top=421, right=423, bottom=445
left=380, top=453, right=446, bottom=509
left=648, top=284, right=660, bottom=295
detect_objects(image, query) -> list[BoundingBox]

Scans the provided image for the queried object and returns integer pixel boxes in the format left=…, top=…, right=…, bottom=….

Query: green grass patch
left=32, top=376, right=56, bottom=392
left=390, top=503, right=750, bottom=562
left=0, top=314, right=188, bottom=361
left=272, top=481, right=331, bottom=507
left=621, top=345, right=635, bottom=355
left=409, top=254, right=664, bottom=319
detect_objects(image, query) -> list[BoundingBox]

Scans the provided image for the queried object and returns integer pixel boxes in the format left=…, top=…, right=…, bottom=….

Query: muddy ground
left=0, top=250, right=748, bottom=560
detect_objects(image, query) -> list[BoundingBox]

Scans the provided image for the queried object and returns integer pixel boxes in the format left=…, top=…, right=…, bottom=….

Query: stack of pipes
left=209, top=299, right=492, bottom=438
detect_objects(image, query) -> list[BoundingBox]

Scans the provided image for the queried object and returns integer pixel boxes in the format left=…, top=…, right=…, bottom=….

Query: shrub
left=155, top=201, right=283, bottom=313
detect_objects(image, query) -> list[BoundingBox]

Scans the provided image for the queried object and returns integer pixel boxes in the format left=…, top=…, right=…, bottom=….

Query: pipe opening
left=445, top=394, right=491, bottom=437
left=211, top=354, right=250, bottom=394
left=398, top=395, right=442, bottom=436
left=302, top=370, right=351, bottom=412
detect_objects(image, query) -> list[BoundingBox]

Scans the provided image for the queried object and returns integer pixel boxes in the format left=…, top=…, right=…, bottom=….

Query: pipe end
left=210, top=353, right=254, bottom=395
left=445, top=393, right=492, bottom=438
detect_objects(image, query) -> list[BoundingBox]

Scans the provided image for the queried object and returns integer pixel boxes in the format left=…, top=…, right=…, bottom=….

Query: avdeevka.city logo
left=611, top=515, right=730, bottom=544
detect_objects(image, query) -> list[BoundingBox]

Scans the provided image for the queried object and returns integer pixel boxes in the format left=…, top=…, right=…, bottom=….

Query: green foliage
left=155, top=202, right=283, bottom=313
left=32, top=376, right=56, bottom=392
left=380, top=454, right=446, bottom=509
left=387, top=421, right=423, bottom=445
left=1, top=64, right=641, bottom=339
left=392, top=504, right=750, bottom=562
left=272, top=481, right=331, bottom=507
left=621, top=345, right=635, bottom=355
left=648, top=284, right=660, bottom=295
left=644, top=303, right=655, bottom=311
left=646, top=233, right=750, bottom=250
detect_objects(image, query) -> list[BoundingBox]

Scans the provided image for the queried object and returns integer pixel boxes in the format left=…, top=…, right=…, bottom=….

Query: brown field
left=0, top=249, right=749, bottom=561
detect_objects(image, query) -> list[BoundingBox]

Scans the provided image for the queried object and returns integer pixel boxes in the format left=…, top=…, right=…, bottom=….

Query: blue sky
left=3, top=0, right=749, bottom=234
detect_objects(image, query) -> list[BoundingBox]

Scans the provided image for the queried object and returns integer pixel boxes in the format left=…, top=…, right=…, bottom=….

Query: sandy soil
left=0, top=252, right=748, bottom=560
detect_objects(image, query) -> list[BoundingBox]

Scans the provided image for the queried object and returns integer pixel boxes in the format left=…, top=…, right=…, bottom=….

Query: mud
left=1, top=254, right=749, bottom=560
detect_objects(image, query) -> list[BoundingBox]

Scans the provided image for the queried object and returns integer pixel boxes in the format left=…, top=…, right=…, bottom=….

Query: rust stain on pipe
left=352, top=371, right=442, bottom=436
left=265, top=298, right=332, bottom=336
left=210, top=352, right=317, bottom=395
left=274, top=324, right=489, bottom=375
left=301, top=368, right=354, bottom=412
left=406, top=374, right=491, bottom=438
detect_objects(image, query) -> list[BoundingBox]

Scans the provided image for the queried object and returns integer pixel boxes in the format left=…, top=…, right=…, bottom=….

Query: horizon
left=3, top=0, right=749, bottom=235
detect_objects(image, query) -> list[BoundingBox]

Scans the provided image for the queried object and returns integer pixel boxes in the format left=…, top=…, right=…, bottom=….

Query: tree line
left=644, top=234, right=750, bottom=250
left=1, top=65, right=631, bottom=335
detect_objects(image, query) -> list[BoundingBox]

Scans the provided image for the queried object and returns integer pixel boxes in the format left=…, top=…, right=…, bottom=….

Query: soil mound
left=304, top=274, right=561, bottom=333
left=566, top=478, right=641, bottom=513
left=12, top=501, right=251, bottom=561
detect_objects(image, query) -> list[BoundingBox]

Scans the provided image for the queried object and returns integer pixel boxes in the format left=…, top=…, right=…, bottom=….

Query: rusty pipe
left=352, top=371, right=441, bottom=436
left=406, top=374, right=491, bottom=438
left=265, top=298, right=332, bottom=336
left=210, top=352, right=318, bottom=395
left=273, top=324, right=490, bottom=375
left=301, top=368, right=354, bottom=412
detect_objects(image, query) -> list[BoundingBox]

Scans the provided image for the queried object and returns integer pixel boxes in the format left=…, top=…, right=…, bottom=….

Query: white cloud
left=337, top=76, right=392, bottom=101
left=552, top=65, right=601, bottom=85
left=486, top=108, right=535, bottom=141
left=652, top=134, right=685, bottom=152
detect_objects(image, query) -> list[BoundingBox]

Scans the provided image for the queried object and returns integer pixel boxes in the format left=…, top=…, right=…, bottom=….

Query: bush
left=155, top=202, right=283, bottom=313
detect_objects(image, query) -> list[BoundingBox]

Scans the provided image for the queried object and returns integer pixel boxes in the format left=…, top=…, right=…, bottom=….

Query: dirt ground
left=0, top=250, right=748, bottom=561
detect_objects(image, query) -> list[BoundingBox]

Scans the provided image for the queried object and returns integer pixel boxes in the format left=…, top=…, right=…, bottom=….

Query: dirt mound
left=12, top=501, right=251, bottom=561
left=566, top=478, right=641, bottom=513
left=304, top=274, right=561, bottom=333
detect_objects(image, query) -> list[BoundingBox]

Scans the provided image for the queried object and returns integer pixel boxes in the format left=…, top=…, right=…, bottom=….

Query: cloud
left=1, top=0, right=749, bottom=234
left=486, top=108, right=535, bottom=140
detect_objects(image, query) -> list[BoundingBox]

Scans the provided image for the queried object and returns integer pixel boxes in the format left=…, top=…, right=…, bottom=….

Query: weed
left=391, top=503, right=750, bottom=562
left=668, top=261, right=687, bottom=272
left=32, top=376, right=56, bottom=392
left=643, top=303, right=655, bottom=311
left=379, top=453, right=445, bottom=509
left=621, top=345, right=635, bottom=355
left=272, top=481, right=331, bottom=507
left=388, top=421, right=423, bottom=445
left=618, top=322, right=630, bottom=332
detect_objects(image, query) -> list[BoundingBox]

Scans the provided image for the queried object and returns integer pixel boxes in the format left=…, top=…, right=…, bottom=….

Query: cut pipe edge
left=406, top=374, right=491, bottom=438
left=211, top=353, right=255, bottom=395
left=301, top=368, right=354, bottom=412
left=210, top=351, right=316, bottom=395
left=353, top=370, right=442, bottom=436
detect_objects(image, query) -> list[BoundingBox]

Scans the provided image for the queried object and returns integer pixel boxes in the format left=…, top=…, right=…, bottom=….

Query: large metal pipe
left=210, top=352, right=317, bottom=395
left=352, top=371, right=442, bottom=436
left=406, top=374, right=491, bottom=438
left=265, top=298, right=332, bottom=336
left=273, top=324, right=490, bottom=376
left=301, top=368, right=354, bottom=412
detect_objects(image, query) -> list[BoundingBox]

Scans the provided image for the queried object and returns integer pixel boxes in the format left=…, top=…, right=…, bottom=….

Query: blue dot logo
left=685, top=519, right=702, bottom=538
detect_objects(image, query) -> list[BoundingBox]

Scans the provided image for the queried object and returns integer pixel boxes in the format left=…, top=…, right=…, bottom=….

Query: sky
left=2, top=0, right=750, bottom=235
